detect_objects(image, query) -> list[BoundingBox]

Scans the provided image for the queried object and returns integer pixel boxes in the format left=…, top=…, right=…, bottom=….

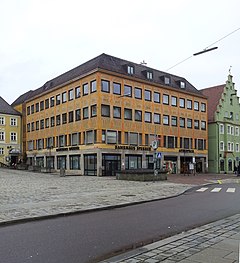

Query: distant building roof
left=0, top=96, right=21, bottom=116
left=12, top=53, right=205, bottom=105
left=200, top=84, right=225, bottom=122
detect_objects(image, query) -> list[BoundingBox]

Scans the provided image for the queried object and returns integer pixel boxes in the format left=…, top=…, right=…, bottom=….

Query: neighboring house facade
left=201, top=74, right=240, bottom=173
left=12, top=53, right=208, bottom=175
left=0, top=97, right=22, bottom=166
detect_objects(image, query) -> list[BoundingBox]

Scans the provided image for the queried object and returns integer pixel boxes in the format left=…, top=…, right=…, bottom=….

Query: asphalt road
left=0, top=183, right=240, bottom=263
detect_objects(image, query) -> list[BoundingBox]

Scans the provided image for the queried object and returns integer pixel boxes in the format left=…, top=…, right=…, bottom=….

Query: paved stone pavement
left=101, top=213, right=240, bottom=263
left=0, top=168, right=193, bottom=224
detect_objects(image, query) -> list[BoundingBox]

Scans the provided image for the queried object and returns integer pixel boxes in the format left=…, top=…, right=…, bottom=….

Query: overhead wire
left=166, top=27, right=240, bottom=71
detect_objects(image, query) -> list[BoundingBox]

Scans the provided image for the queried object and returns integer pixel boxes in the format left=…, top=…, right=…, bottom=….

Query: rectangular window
left=49, top=97, right=54, bottom=107
left=40, top=119, right=44, bottom=129
left=36, top=120, right=39, bottom=130
left=194, top=101, right=199, bottom=111
left=194, top=120, right=199, bottom=129
left=135, top=110, right=142, bottom=121
left=62, top=113, right=67, bottom=124
left=201, top=121, right=206, bottom=130
left=75, top=86, right=81, bottom=98
left=55, top=94, right=60, bottom=105
left=113, top=82, right=121, bottom=95
left=75, top=109, right=81, bottom=121
left=69, top=155, right=80, bottom=170
left=0, top=131, right=5, bottom=141
left=62, top=92, right=67, bottom=103
left=27, top=123, right=30, bottom=132
left=31, top=104, right=34, bottom=114
left=101, top=80, right=110, bottom=93
left=83, top=83, right=89, bottom=95
left=59, top=135, right=66, bottom=147
left=129, top=132, right=138, bottom=145
left=69, top=111, right=74, bottom=123
left=101, top=104, right=110, bottom=117
left=235, top=127, right=239, bottom=136
left=144, top=90, right=151, bottom=101
left=35, top=103, right=39, bottom=112
left=127, top=65, right=134, bottom=75
left=163, top=94, right=169, bottom=105
left=86, top=130, right=94, bottom=144
left=0, top=117, right=5, bottom=125
left=144, top=112, right=152, bottom=123
left=154, top=113, right=160, bottom=124
left=106, top=130, right=117, bottom=144
left=147, top=71, right=153, bottom=80
left=91, top=104, right=97, bottom=117
left=180, top=117, right=185, bottom=128
left=163, top=115, right=169, bottom=125
left=113, top=106, right=121, bottom=118
left=10, top=118, right=17, bottom=126
left=31, top=122, right=35, bottom=131
left=219, top=124, right=224, bottom=134
left=90, top=80, right=97, bottom=93
left=179, top=98, right=185, bottom=108
left=220, top=141, right=224, bottom=151
left=83, top=107, right=89, bottom=119
left=153, top=92, right=160, bottom=103
left=187, top=118, right=192, bottom=128
left=171, top=96, right=177, bottom=106
left=187, top=100, right=192, bottom=109
left=27, top=106, right=30, bottom=115
left=45, top=99, right=49, bottom=109
left=68, top=89, right=74, bottom=101
left=0, top=148, right=4, bottom=155
left=40, top=101, right=44, bottom=111
left=171, top=116, right=177, bottom=126
left=124, top=108, right=132, bottom=120
left=134, top=87, right=142, bottom=99
left=45, top=118, right=49, bottom=128
left=236, top=143, right=239, bottom=152
left=124, top=85, right=132, bottom=97
left=56, top=115, right=61, bottom=125
left=10, top=132, right=17, bottom=141
left=50, top=116, right=55, bottom=127
left=201, top=103, right=206, bottom=112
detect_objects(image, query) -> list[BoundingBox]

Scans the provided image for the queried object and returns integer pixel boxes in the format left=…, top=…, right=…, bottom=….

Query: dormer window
left=180, top=81, right=186, bottom=89
left=164, top=76, right=170, bottom=85
left=127, top=65, right=134, bottom=75
left=147, top=71, right=153, bottom=80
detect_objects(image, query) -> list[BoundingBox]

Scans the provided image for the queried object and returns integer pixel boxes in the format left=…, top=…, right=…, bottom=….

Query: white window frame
left=0, top=117, right=5, bottom=125
left=0, top=147, right=4, bottom=155
left=0, top=131, right=5, bottom=141
left=219, top=124, right=224, bottom=134
left=10, top=132, right=17, bottom=142
left=235, top=127, right=239, bottom=136
left=236, top=143, right=239, bottom=152
left=219, top=141, right=224, bottom=151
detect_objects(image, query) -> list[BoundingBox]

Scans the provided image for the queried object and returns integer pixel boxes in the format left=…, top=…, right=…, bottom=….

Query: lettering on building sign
left=115, top=145, right=152, bottom=151
left=179, top=149, right=194, bottom=153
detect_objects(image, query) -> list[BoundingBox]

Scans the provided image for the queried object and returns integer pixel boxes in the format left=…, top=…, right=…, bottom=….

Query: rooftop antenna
left=140, top=60, right=147, bottom=66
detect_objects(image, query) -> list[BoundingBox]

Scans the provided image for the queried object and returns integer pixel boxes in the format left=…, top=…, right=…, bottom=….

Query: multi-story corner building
left=0, top=97, right=22, bottom=166
left=12, top=54, right=208, bottom=175
left=201, top=73, right=240, bottom=173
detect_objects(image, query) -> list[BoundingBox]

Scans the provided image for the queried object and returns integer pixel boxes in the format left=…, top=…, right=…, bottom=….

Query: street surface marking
left=217, top=180, right=222, bottom=184
left=226, top=188, right=235, bottom=193
left=211, top=188, right=222, bottom=192
left=196, top=187, right=208, bottom=192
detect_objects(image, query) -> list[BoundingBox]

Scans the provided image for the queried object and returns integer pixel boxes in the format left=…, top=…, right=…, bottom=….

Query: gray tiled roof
left=12, top=53, right=204, bottom=106
left=0, top=96, right=21, bottom=116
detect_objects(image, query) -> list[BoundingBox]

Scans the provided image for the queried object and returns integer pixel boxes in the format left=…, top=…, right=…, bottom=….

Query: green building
left=201, top=74, right=240, bottom=173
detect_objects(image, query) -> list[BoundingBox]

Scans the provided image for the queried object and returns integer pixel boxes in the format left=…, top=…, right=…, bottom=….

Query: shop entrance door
left=104, top=160, right=119, bottom=176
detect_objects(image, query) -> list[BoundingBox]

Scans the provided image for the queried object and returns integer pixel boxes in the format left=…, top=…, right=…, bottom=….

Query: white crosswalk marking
left=196, top=187, right=208, bottom=192
left=211, top=188, right=222, bottom=192
left=226, top=188, right=235, bottom=193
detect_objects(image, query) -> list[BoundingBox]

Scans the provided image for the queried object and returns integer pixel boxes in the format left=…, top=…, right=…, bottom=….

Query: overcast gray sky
left=1, top=0, right=239, bottom=104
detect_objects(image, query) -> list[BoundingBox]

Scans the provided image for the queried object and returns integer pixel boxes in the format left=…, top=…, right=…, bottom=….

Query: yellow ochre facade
left=12, top=54, right=208, bottom=175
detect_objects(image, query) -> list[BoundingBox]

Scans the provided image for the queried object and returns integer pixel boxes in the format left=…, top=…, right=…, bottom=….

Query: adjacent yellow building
left=12, top=54, right=208, bottom=175
left=0, top=97, right=22, bottom=166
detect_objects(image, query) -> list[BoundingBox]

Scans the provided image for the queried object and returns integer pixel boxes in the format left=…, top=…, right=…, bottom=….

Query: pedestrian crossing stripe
left=196, top=187, right=236, bottom=193
left=211, top=187, right=222, bottom=192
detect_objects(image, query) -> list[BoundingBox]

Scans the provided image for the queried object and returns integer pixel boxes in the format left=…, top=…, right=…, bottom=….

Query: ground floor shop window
left=57, top=155, right=66, bottom=169
left=84, top=154, right=97, bottom=175
left=146, top=155, right=161, bottom=169
left=125, top=155, right=142, bottom=169
left=36, top=157, right=44, bottom=167
left=69, top=155, right=80, bottom=170
left=46, top=156, right=54, bottom=169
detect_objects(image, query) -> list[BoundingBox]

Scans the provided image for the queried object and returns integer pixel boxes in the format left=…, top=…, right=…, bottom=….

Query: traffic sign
left=156, top=152, right=162, bottom=159
left=151, top=140, right=158, bottom=150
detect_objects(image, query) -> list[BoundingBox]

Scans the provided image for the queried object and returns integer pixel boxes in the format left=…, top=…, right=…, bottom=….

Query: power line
left=166, top=27, right=240, bottom=71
